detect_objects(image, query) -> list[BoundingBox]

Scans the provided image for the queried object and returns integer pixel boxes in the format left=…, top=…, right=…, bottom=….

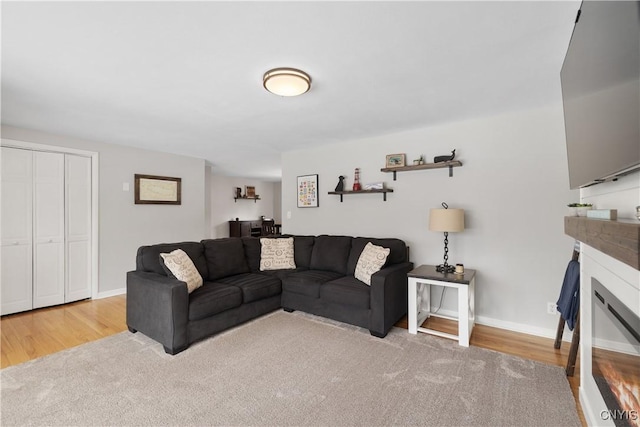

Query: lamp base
left=435, top=264, right=456, bottom=274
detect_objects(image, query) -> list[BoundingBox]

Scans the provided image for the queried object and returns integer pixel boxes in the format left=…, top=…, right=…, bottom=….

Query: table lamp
left=429, top=202, right=465, bottom=273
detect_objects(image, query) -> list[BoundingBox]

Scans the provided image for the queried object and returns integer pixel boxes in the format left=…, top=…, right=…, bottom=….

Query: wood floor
left=1, top=295, right=127, bottom=368
left=1, top=296, right=585, bottom=426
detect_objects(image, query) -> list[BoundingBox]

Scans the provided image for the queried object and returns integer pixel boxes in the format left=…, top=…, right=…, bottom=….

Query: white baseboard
left=95, top=288, right=126, bottom=299
left=475, top=314, right=574, bottom=342
left=428, top=306, right=573, bottom=342
left=424, top=307, right=571, bottom=342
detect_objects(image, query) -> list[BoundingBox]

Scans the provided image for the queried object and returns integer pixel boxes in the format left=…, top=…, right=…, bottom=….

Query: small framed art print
left=385, top=154, right=406, bottom=168
left=297, top=174, right=319, bottom=208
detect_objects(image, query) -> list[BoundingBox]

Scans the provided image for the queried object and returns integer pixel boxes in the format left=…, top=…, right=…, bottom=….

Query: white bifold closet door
left=1, top=148, right=34, bottom=314
left=32, top=151, right=65, bottom=308
left=1, top=147, right=92, bottom=315
left=65, top=154, right=91, bottom=302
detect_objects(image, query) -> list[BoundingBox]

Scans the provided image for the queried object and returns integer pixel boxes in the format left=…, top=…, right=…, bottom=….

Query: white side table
left=407, top=265, right=476, bottom=347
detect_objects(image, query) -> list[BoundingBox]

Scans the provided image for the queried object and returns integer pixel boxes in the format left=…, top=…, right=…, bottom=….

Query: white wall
left=580, top=170, right=640, bottom=219
left=273, top=182, right=282, bottom=226
left=1, top=125, right=207, bottom=297
left=282, top=104, right=579, bottom=338
left=209, top=174, right=281, bottom=238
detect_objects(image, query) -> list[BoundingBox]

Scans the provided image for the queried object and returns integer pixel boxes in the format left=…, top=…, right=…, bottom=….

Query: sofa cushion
left=321, top=276, right=371, bottom=309
left=354, top=242, right=390, bottom=286
left=188, top=282, right=242, bottom=321
left=137, top=242, right=208, bottom=278
left=160, top=249, right=203, bottom=293
left=202, top=238, right=250, bottom=280
left=242, top=237, right=262, bottom=273
left=281, top=270, right=343, bottom=298
left=347, top=237, right=408, bottom=275
left=260, top=267, right=307, bottom=281
left=216, top=273, right=282, bottom=304
left=260, top=237, right=296, bottom=270
left=309, top=235, right=352, bottom=274
left=292, top=235, right=316, bottom=269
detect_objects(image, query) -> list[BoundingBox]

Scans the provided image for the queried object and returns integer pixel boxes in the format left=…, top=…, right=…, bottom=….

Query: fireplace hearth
left=592, top=278, right=640, bottom=427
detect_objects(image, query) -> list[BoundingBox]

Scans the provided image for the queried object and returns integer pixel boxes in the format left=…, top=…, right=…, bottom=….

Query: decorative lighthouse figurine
left=353, top=168, right=362, bottom=191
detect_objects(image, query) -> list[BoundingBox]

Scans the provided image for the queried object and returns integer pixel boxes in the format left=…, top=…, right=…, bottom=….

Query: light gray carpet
left=1, top=310, right=580, bottom=426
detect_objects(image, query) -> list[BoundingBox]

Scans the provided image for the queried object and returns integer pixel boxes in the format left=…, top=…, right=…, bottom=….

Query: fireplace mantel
left=564, top=216, right=640, bottom=270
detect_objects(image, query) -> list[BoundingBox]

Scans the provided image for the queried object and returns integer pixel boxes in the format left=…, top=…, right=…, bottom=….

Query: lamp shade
left=429, top=208, right=465, bottom=232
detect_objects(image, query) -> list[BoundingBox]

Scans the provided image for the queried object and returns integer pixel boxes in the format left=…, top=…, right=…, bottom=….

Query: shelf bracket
left=383, top=192, right=387, bottom=201
left=339, top=194, right=344, bottom=202
left=449, top=165, right=453, bottom=177
left=392, top=170, right=397, bottom=181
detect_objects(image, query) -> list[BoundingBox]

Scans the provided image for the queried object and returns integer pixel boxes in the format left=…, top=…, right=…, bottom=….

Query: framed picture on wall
left=385, top=153, right=406, bottom=168
left=134, top=174, right=181, bottom=205
left=245, top=186, right=256, bottom=198
left=297, top=174, right=319, bottom=208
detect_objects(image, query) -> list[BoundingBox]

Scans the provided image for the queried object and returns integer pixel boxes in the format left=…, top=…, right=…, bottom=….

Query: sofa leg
left=369, top=330, right=387, bottom=338
left=163, top=345, right=187, bottom=355
left=283, top=307, right=295, bottom=313
left=127, top=326, right=137, bottom=333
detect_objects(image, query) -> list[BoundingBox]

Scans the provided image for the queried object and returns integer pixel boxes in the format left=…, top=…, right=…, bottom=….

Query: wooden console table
left=229, top=220, right=262, bottom=237
left=229, top=220, right=282, bottom=237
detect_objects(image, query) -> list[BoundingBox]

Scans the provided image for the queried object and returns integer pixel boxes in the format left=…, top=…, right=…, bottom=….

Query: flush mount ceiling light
left=263, top=67, right=311, bottom=97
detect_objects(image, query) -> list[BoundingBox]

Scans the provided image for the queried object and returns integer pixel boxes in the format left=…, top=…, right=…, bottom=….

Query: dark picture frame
left=134, top=174, right=182, bottom=205
left=297, top=174, right=319, bottom=208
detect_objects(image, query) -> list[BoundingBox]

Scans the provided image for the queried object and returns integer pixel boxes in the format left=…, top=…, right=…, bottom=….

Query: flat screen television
left=561, top=1, right=640, bottom=189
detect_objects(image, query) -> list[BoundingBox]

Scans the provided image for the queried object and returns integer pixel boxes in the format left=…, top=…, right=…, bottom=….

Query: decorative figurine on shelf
left=353, top=168, right=362, bottom=191
left=334, top=175, right=345, bottom=192
left=434, top=149, right=456, bottom=163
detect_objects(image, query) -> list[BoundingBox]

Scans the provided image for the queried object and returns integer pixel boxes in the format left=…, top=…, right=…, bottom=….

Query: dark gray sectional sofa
left=126, top=235, right=413, bottom=355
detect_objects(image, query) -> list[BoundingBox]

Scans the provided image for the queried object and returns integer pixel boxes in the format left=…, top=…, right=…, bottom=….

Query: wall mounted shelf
left=381, top=160, right=463, bottom=180
left=328, top=189, right=393, bottom=202
left=234, top=197, right=261, bottom=203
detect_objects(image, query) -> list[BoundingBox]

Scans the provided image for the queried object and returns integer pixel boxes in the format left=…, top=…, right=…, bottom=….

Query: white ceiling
left=1, top=1, right=580, bottom=180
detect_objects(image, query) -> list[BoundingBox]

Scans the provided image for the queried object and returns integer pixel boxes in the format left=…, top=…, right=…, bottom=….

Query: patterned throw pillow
left=160, top=249, right=203, bottom=293
left=354, top=242, right=390, bottom=286
left=260, top=237, right=296, bottom=271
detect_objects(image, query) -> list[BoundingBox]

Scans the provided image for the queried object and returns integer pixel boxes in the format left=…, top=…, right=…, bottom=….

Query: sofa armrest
left=368, top=261, right=414, bottom=337
left=126, top=271, right=189, bottom=354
